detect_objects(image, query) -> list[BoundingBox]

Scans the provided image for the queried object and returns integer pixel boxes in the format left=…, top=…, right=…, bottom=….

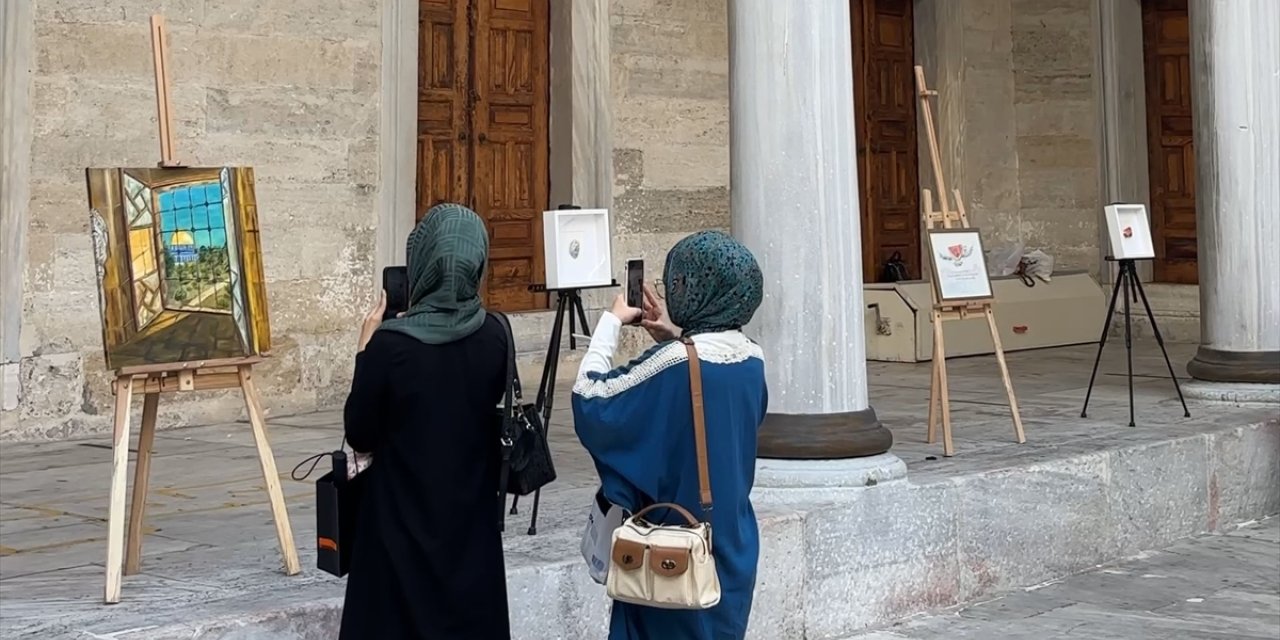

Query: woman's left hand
left=358, top=291, right=387, bottom=352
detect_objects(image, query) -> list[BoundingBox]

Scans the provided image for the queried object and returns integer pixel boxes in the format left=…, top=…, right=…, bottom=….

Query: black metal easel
left=1081, top=257, right=1190, bottom=427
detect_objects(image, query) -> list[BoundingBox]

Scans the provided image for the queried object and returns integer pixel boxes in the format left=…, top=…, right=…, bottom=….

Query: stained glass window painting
left=86, top=166, right=272, bottom=370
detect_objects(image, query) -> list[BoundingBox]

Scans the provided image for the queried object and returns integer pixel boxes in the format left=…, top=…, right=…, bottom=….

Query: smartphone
left=625, top=259, right=644, bottom=321
left=382, top=266, right=409, bottom=321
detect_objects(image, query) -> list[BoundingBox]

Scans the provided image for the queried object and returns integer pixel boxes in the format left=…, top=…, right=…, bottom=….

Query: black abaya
left=339, top=316, right=510, bottom=640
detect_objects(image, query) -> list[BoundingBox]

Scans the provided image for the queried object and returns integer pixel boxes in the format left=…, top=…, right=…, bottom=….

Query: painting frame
left=541, top=208, right=613, bottom=290
left=86, top=166, right=271, bottom=372
left=1103, top=203, right=1156, bottom=260
left=926, top=228, right=995, bottom=303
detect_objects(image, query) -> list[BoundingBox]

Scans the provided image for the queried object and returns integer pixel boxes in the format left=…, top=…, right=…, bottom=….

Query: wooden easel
left=914, top=65, right=1026, bottom=457
left=103, top=16, right=300, bottom=605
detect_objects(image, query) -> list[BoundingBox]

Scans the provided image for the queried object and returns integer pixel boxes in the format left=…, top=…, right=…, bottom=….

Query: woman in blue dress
left=571, top=231, right=768, bottom=640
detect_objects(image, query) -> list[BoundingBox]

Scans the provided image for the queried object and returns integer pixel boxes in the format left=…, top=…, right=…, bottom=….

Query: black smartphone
left=625, top=259, right=644, bottom=320
left=382, top=266, right=409, bottom=321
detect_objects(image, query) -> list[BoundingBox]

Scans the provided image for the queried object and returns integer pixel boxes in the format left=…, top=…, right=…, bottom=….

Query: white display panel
left=542, top=208, right=613, bottom=290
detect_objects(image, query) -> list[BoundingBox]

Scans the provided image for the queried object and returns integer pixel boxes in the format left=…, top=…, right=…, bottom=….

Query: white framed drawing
left=927, top=228, right=994, bottom=302
left=542, top=208, right=613, bottom=289
left=1103, top=203, right=1155, bottom=260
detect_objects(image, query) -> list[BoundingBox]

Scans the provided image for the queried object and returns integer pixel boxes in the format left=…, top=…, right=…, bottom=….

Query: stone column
left=1186, top=0, right=1280, bottom=385
left=1, top=0, right=35, bottom=414
left=729, top=0, right=893, bottom=459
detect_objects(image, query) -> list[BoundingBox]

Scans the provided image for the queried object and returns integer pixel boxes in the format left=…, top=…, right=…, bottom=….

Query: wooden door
left=852, top=0, right=921, bottom=282
left=415, top=0, right=549, bottom=311
left=1142, top=0, right=1198, bottom=284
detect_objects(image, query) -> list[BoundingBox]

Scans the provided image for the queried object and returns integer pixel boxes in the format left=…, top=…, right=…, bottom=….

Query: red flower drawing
left=948, top=244, right=965, bottom=259
left=1122, top=226, right=1133, bottom=238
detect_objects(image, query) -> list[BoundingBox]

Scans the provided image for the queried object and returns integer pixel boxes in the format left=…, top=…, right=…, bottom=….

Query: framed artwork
left=542, top=208, right=613, bottom=290
left=86, top=167, right=271, bottom=371
left=926, top=228, right=994, bottom=302
left=1103, top=203, right=1155, bottom=260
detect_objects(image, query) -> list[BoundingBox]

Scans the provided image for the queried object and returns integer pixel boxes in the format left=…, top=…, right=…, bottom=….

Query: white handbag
left=605, top=340, right=721, bottom=610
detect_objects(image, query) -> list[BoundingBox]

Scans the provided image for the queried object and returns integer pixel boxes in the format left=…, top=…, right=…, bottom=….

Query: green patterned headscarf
left=663, top=230, right=763, bottom=336
left=379, top=203, right=489, bottom=344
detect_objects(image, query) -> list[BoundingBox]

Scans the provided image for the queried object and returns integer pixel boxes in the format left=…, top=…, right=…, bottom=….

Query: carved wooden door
left=1142, top=0, right=1198, bottom=284
left=416, top=0, right=549, bottom=311
left=852, top=0, right=921, bottom=282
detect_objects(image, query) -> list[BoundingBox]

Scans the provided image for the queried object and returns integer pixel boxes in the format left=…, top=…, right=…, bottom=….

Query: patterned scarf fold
left=379, top=203, right=489, bottom=344
left=663, top=230, right=763, bottom=336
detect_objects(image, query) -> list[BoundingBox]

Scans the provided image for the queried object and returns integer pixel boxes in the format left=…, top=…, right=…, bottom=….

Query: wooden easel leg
left=986, top=307, right=1027, bottom=444
left=927, top=335, right=941, bottom=444
left=932, top=312, right=955, bottom=456
left=124, top=390, right=159, bottom=575
left=105, top=376, right=135, bottom=604
left=237, top=365, right=301, bottom=576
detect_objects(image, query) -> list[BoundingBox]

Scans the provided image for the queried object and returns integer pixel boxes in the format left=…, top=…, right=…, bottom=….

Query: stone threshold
left=26, top=417, right=1274, bottom=640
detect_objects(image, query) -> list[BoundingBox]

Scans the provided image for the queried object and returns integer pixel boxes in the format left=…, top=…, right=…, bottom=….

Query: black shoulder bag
left=489, top=311, right=556, bottom=531
left=880, top=251, right=910, bottom=283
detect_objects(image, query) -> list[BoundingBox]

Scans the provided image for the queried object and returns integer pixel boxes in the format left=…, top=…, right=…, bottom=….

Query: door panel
left=852, top=0, right=921, bottom=282
left=472, top=0, right=549, bottom=311
left=1142, top=0, right=1198, bottom=284
left=415, top=0, right=549, bottom=311
left=417, top=0, right=470, bottom=218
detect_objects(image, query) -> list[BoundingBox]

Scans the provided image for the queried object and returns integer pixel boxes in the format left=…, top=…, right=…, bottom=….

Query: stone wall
left=2, top=1, right=381, bottom=440
left=607, top=0, right=731, bottom=358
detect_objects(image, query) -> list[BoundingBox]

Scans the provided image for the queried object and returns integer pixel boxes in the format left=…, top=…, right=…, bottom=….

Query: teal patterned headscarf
left=663, top=231, right=763, bottom=336
left=379, top=203, right=489, bottom=344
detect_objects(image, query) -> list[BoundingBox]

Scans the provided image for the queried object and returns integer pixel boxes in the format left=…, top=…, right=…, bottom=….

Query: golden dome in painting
left=170, top=230, right=195, bottom=246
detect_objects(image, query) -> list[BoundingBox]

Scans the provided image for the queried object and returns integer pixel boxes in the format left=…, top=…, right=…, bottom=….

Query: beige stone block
left=613, top=0, right=724, bottom=23
left=640, top=144, right=728, bottom=190
left=205, top=87, right=377, bottom=139
left=1012, top=27, right=1095, bottom=74
left=961, top=0, right=1014, bottom=31
left=30, top=134, right=159, bottom=184
left=611, top=15, right=727, bottom=59
left=22, top=233, right=57, bottom=294
left=49, top=234, right=98, bottom=294
left=614, top=97, right=728, bottom=148
left=28, top=180, right=90, bottom=235
left=35, top=22, right=154, bottom=79
left=1014, top=70, right=1095, bottom=103
left=1015, top=100, right=1097, bottom=137
left=266, top=275, right=372, bottom=335
left=1019, top=207, right=1099, bottom=245
left=36, top=0, right=204, bottom=25
left=347, top=138, right=380, bottom=187
left=619, top=54, right=728, bottom=100
left=22, top=288, right=104, bottom=353
left=258, top=224, right=375, bottom=282
left=1017, top=135, right=1097, bottom=169
left=177, top=33, right=359, bottom=90
left=18, top=351, right=85, bottom=421
left=1018, top=167, right=1099, bottom=209
left=31, top=78, right=207, bottom=144
left=198, top=0, right=379, bottom=39
left=613, top=185, right=729, bottom=235
left=254, top=183, right=378, bottom=229
left=968, top=167, right=1022, bottom=213
left=189, top=134, right=352, bottom=184
left=1010, top=0, right=1092, bottom=30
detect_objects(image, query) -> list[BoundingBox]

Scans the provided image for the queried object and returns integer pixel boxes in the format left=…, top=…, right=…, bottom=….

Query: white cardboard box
left=542, top=208, right=613, bottom=290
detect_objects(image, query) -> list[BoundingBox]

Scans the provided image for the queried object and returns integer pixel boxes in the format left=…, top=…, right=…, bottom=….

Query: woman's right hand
left=640, top=282, right=679, bottom=343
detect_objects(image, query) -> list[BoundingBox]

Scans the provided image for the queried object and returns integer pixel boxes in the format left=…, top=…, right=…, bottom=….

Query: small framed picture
left=926, top=228, right=994, bottom=302
left=542, top=208, right=613, bottom=290
left=1103, top=203, right=1155, bottom=260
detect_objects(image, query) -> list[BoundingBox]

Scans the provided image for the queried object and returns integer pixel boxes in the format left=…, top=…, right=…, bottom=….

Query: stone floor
left=846, top=518, right=1280, bottom=640
left=1, top=342, right=1276, bottom=638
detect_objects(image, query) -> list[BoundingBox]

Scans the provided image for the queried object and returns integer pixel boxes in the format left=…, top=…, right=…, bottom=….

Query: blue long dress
left=572, top=315, right=768, bottom=640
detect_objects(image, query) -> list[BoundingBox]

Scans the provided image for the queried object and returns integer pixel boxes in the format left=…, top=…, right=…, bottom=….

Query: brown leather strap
left=631, top=502, right=700, bottom=527
left=682, top=339, right=713, bottom=511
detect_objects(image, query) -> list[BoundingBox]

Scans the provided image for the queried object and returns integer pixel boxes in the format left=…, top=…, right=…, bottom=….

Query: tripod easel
left=1080, top=257, right=1190, bottom=426
left=102, top=16, right=299, bottom=604
left=507, top=280, right=616, bottom=534
left=915, top=65, right=1026, bottom=457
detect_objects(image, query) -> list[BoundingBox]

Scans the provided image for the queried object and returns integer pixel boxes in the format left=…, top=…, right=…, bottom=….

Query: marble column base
left=757, top=406, right=892, bottom=459
left=1187, top=347, right=1280, bottom=384
left=751, top=453, right=907, bottom=504
left=1183, top=380, right=1280, bottom=405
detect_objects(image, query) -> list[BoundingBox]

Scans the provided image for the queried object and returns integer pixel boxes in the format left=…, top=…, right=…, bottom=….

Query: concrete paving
left=846, top=518, right=1280, bottom=640
left=0, top=342, right=1276, bottom=638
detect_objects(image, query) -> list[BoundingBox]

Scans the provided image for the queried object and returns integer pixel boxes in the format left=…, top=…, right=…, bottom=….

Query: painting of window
left=86, top=166, right=272, bottom=371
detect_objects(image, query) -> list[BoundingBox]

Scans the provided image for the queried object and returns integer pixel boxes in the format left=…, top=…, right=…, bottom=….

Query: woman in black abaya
left=339, top=203, right=510, bottom=639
